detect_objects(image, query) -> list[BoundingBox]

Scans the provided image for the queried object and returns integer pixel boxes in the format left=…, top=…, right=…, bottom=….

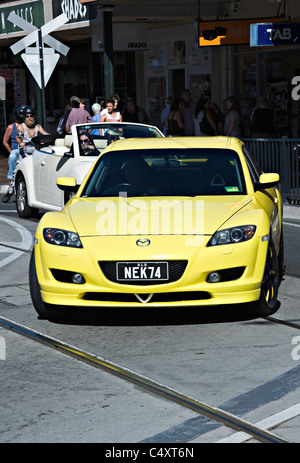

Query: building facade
left=0, top=0, right=300, bottom=137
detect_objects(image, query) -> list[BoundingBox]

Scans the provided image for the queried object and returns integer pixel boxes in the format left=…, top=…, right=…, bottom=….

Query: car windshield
left=75, top=123, right=162, bottom=156
left=81, top=148, right=246, bottom=197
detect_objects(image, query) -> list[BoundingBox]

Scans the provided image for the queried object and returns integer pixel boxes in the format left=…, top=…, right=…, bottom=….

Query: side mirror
left=254, top=173, right=280, bottom=191
left=56, top=176, right=79, bottom=192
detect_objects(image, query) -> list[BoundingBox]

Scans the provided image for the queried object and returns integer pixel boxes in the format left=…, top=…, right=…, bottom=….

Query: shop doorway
left=171, top=68, right=185, bottom=98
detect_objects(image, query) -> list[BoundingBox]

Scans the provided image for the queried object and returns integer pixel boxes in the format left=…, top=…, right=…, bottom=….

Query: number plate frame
left=116, top=262, right=169, bottom=281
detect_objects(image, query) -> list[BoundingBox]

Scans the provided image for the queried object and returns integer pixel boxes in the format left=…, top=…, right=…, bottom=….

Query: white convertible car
left=14, top=122, right=164, bottom=218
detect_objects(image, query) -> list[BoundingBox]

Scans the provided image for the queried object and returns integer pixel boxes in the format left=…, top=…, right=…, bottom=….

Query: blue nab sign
left=250, top=22, right=300, bottom=47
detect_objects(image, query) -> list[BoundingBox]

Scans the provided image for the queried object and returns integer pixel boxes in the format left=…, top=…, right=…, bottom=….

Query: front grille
left=82, top=291, right=211, bottom=303
left=99, top=260, right=188, bottom=285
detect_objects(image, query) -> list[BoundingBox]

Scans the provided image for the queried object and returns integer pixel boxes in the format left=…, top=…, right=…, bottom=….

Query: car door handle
left=41, top=161, right=46, bottom=166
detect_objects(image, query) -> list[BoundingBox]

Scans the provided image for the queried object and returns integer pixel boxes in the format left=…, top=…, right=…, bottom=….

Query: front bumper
left=35, top=234, right=268, bottom=308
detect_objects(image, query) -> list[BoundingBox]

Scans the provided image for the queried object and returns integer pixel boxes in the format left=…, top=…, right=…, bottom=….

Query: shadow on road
left=46, top=302, right=259, bottom=326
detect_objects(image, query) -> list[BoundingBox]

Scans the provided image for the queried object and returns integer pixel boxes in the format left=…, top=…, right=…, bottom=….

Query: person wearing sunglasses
left=3, top=106, right=48, bottom=203
left=79, top=132, right=99, bottom=157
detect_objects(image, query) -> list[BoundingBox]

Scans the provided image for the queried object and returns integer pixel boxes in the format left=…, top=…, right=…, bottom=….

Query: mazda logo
left=136, top=238, right=150, bottom=247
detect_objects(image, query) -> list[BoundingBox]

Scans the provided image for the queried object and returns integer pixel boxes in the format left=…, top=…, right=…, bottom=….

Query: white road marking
left=283, top=221, right=300, bottom=228
left=0, top=217, right=33, bottom=268
left=217, top=402, right=300, bottom=443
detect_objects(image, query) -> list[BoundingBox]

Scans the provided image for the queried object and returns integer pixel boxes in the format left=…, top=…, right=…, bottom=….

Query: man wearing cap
left=65, top=95, right=93, bottom=134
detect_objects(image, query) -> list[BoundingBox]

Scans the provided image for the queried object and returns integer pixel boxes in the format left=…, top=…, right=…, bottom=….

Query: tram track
left=0, top=315, right=289, bottom=443
left=264, top=316, right=300, bottom=330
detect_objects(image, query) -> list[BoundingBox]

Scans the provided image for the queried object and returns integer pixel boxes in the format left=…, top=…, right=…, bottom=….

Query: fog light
left=207, top=272, right=221, bottom=283
left=72, top=273, right=84, bottom=284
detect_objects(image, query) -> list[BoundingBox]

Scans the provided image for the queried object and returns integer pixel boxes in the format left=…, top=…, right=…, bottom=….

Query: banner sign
left=250, top=22, right=300, bottom=47
left=0, top=0, right=44, bottom=35
left=198, top=17, right=283, bottom=47
left=52, top=0, right=97, bottom=24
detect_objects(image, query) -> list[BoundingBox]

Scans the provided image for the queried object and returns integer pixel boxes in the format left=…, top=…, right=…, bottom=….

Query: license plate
left=116, top=262, right=169, bottom=281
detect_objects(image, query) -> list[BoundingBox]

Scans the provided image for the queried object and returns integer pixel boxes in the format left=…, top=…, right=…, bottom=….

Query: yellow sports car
left=30, top=136, right=284, bottom=320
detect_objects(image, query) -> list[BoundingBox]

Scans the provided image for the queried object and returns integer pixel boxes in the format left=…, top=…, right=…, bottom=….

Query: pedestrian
left=64, top=95, right=93, bottom=134
left=223, top=96, right=241, bottom=138
left=161, top=96, right=173, bottom=135
left=56, top=102, right=71, bottom=135
left=198, top=97, right=218, bottom=136
left=122, top=97, right=149, bottom=124
left=101, top=94, right=121, bottom=116
left=98, top=98, right=106, bottom=113
left=90, top=102, right=102, bottom=135
left=2, top=105, right=25, bottom=180
left=193, top=98, right=206, bottom=136
left=250, top=96, right=275, bottom=138
left=100, top=97, right=122, bottom=122
left=2, top=106, right=48, bottom=203
left=165, top=98, right=185, bottom=136
left=181, top=89, right=195, bottom=136
left=202, top=90, right=221, bottom=134
left=79, top=98, right=86, bottom=110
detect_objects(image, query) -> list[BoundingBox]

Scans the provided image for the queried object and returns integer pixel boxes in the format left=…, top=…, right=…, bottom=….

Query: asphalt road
left=1, top=196, right=300, bottom=445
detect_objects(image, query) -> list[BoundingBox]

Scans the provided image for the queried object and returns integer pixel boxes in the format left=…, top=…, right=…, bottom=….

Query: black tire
left=29, top=249, right=49, bottom=319
left=16, top=176, right=39, bottom=218
left=29, top=249, right=74, bottom=320
left=252, top=237, right=281, bottom=317
left=278, top=232, right=285, bottom=282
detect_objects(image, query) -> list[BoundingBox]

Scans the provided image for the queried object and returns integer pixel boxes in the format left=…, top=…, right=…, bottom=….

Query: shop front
left=145, top=23, right=213, bottom=131
left=198, top=17, right=300, bottom=138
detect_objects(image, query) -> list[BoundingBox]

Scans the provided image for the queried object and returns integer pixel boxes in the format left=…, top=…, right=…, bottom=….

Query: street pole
left=103, top=7, right=114, bottom=98
left=38, top=28, right=46, bottom=128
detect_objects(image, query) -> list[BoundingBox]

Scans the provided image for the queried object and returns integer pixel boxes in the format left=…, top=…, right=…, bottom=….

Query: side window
left=242, top=145, right=261, bottom=184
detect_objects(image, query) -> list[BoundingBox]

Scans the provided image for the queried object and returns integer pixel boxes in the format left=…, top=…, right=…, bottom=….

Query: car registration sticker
left=116, top=262, right=169, bottom=281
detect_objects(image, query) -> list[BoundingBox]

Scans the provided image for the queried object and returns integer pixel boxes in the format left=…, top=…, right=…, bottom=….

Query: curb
left=0, top=185, right=9, bottom=194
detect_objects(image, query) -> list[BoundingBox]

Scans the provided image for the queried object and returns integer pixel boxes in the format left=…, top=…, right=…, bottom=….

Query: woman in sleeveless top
left=100, top=98, right=123, bottom=123
left=165, top=99, right=185, bottom=136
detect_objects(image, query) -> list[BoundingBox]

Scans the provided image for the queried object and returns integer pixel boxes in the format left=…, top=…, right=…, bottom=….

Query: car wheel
left=29, top=249, right=49, bottom=319
left=16, top=176, right=39, bottom=218
left=278, top=232, right=285, bottom=282
left=29, top=250, right=74, bottom=320
left=253, top=237, right=281, bottom=317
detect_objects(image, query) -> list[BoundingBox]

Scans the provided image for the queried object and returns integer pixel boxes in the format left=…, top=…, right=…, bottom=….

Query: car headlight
left=207, top=225, right=256, bottom=247
left=43, top=228, right=83, bottom=248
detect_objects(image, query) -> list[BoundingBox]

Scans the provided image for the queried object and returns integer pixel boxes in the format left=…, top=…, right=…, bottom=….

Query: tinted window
left=81, top=148, right=246, bottom=197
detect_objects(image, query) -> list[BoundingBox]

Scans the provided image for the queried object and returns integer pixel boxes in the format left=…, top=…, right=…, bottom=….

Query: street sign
left=8, top=12, right=69, bottom=56
left=8, top=12, right=69, bottom=89
left=21, top=48, right=60, bottom=88
left=8, top=12, right=70, bottom=127
left=250, top=22, right=300, bottom=47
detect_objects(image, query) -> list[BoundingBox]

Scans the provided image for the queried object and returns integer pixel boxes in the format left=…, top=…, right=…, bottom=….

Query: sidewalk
left=1, top=152, right=300, bottom=219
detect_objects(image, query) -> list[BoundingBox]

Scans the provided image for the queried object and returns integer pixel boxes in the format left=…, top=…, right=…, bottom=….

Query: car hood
left=67, top=196, right=252, bottom=236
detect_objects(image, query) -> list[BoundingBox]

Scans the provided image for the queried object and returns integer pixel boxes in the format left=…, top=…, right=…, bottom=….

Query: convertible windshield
left=81, top=148, right=246, bottom=197
left=75, top=122, right=162, bottom=155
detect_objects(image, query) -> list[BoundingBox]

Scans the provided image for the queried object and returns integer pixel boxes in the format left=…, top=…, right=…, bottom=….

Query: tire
left=278, top=232, right=285, bottom=282
left=29, top=249, right=49, bottom=319
left=29, top=249, right=74, bottom=320
left=252, top=237, right=281, bottom=317
left=16, top=176, right=39, bottom=219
